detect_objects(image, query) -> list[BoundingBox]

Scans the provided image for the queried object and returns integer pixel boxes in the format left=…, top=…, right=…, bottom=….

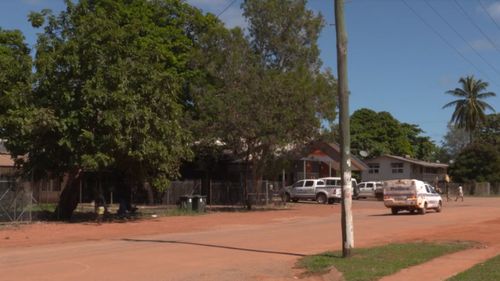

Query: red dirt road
left=1, top=197, right=500, bottom=281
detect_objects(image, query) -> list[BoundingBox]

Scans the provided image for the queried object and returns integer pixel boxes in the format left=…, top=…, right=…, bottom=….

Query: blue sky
left=1, top=0, right=499, bottom=144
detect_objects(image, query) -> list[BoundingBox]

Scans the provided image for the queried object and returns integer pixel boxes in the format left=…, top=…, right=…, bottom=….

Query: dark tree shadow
left=121, top=238, right=306, bottom=257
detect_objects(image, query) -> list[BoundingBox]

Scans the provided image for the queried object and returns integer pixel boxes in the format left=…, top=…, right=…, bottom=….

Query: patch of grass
left=298, top=241, right=473, bottom=281
left=30, top=203, right=57, bottom=212
left=447, top=254, right=500, bottom=281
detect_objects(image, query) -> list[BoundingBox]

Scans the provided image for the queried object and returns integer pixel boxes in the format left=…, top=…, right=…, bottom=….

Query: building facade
left=362, top=155, right=448, bottom=184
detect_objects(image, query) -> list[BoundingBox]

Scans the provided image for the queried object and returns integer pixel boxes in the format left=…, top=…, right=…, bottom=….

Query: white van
left=383, top=179, right=442, bottom=215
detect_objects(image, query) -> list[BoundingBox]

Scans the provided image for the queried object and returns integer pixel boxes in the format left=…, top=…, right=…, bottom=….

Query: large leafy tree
left=0, top=28, right=32, bottom=132
left=449, top=143, right=500, bottom=183
left=189, top=0, right=336, bottom=206
left=442, top=75, right=496, bottom=143
left=350, top=108, right=438, bottom=160
left=476, top=113, right=500, bottom=149
left=439, top=123, right=469, bottom=161
left=4, top=0, right=209, bottom=219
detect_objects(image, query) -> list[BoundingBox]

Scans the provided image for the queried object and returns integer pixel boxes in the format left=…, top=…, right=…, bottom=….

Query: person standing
left=455, top=185, right=464, bottom=202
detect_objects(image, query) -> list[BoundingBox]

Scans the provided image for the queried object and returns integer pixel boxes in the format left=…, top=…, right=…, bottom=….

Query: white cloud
left=470, top=39, right=496, bottom=51
left=487, top=1, right=500, bottom=21
left=438, top=75, right=455, bottom=88
left=21, top=0, right=43, bottom=5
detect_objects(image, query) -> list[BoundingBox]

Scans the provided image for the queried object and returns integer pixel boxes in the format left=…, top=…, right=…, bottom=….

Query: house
left=288, top=141, right=368, bottom=183
left=362, top=155, right=448, bottom=183
left=178, top=141, right=368, bottom=205
left=0, top=143, right=17, bottom=191
left=0, top=141, right=64, bottom=204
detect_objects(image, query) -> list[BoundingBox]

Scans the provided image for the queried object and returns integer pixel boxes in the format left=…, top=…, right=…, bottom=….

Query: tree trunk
left=145, top=181, right=154, bottom=205
left=335, top=0, right=354, bottom=258
left=54, top=168, right=83, bottom=220
left=243, top=149, right=251, bottom=209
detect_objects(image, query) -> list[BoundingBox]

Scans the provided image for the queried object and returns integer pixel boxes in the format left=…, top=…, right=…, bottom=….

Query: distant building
left=362, top=155, right=448, bottom=183
left=290, top=141, right=368, bottom=183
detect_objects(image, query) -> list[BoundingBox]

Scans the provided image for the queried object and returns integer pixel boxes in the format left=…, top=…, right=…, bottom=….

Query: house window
left=391, top=162, right=404, bottom=173
left=368, top=163, right=380, bottom=174
left=425, top=167, right=437, bottom=174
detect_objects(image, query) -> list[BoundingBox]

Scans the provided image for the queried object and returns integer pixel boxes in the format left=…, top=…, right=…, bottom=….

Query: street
left=1, top=198, right=499, bottom=281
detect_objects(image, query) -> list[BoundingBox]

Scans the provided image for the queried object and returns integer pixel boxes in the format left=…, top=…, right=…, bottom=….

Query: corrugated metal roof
left=382, top=155, right=448, bottom=168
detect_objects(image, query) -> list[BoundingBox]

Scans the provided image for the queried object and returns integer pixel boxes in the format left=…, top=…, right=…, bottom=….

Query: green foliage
left=0, top=28, right=32, bottom=132
left=243, top=0, right=324, bottom=71
left=5, top=0, right=204, bottom=188
left=350, top=108, right=438, bottom=160
left=189, top=0, right=336, bottom=182
left=440, top=123, right=470, bottom=161
left=443, top=75, right=496, bottom=142
left=447, top=254, right=500, bottom=281
left=449, top=142, right=500, bottom=183
left=298, top=242, right=472, bottom=281
left=476, top=113, right=500, bottom=149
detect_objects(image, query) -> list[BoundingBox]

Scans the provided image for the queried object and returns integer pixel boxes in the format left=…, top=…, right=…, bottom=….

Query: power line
left=453, top=0, right=500, bottom=54
left=401, top=0, right=496, bottom=85
left=477, top=0, right=500, bottom=34
left=424, top=0, right=500, bottom=77
left=217, top=0, right=238, bottom=18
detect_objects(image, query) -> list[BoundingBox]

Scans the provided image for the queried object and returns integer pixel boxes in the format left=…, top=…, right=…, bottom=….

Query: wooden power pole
left=334, top=0, right=354, bottom=257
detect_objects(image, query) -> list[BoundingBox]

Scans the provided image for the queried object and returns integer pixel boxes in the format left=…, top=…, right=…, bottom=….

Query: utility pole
left=334, top=0, right=354, bottom=257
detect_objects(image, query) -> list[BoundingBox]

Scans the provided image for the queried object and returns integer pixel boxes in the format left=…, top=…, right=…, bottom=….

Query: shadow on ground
left=121, top=238, right=308, bottom=257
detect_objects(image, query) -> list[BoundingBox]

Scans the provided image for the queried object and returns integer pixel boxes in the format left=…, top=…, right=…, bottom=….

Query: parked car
left=383, top=179, right=442, bottom=215
left=319, top=177, right=358, bottom=202
left=284, top=179, right=337, bottom=204
left=356, top=181, right=384, bottom=200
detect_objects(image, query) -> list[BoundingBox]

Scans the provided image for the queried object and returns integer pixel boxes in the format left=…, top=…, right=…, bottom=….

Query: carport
left=288, top=141, right=368, bottom=183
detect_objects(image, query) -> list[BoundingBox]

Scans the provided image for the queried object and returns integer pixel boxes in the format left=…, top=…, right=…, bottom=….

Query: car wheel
left=418, top=203, right=427, bottom=215
left=391, top=208, right=398, bottom=215
left=316, top=194, right=327, bottom=204
left=436, top=201, right=442, bottom=213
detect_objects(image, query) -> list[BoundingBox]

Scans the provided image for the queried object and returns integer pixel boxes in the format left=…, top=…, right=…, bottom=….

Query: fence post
left=30, top=184, right=33, bottom=222
left=79, top=179, right=83, bottom=211
left=167, top=188, right=170, bottom=206
left=282, top=169, right=285, bottom=189
left=265, top=181, right=269, bottom=205
left=14, top=187, right=17, bottom=222
left=209, top=180, right=212, bottom=206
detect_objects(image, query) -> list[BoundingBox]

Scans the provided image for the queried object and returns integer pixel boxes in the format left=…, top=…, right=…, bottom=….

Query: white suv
left=285, top=178, right=358, bottom=204
left=319, top=177, right=358, bottom=202
left=356, top=181, right=384, bottom=200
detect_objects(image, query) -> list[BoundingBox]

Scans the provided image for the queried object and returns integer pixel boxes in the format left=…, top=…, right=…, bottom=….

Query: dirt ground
left=1, top=197, right=500, bottom=281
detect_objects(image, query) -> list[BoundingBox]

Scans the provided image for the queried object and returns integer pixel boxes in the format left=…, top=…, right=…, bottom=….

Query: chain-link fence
left=156, top=179, right=282, bottom=207
left=0, top=180, right=33, bottom=223
left=159, top=180, right=202, bottom=205
left=445, top=182, right=500, bottom=196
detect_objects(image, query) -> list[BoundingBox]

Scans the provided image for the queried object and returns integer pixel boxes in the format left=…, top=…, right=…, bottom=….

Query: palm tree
left=443, top=75, right=496, bottom=143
